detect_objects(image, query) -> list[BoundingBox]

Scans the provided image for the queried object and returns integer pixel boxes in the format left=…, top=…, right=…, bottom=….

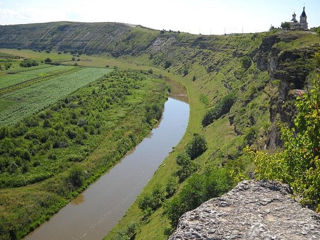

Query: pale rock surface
left=169, top=180, right=320, bottom=240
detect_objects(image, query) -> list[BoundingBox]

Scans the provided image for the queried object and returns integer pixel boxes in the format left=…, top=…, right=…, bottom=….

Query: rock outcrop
left=169, top=180, right=320, bottom=240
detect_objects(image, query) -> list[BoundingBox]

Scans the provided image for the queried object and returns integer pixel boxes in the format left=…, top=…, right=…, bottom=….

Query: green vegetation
left=19, top=59, right=38, bottom=68
left=252, top=71, right=320, bottom=210
left=0, top=67, right=111, bottom=125
left=105, top=30, right=319, bottom=240
left=166, top=168, right=233, bottom=228
left=0, top=65, right=74, bottom=89
left=0, top=68, right=168, bottom=239
left=281, top=22, right=290, bottom=30
left=202, top=93, right=236, bottom=127
left=0, top=22, right=319, bottom=240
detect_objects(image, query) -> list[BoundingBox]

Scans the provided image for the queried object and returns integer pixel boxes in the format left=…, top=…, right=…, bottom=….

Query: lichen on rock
left=169, top=180, right=320, bottom=240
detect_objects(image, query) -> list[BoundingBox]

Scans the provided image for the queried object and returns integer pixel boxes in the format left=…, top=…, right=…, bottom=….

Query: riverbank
left=0, top=68, right=168, bottom=240
left=25, top=98, right=189, bottom=240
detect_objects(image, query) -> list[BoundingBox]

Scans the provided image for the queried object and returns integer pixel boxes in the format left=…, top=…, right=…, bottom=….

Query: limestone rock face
left=169, top=180, right=320, bottom=240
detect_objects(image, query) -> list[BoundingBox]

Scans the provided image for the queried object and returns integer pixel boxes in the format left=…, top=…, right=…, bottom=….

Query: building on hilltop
left=299, top=7, right=308, bottom=30
left=287, top=7, right=308, bottom=31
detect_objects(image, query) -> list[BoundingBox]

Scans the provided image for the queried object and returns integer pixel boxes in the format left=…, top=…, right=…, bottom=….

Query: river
left=26, top=97, right=189, bottom=240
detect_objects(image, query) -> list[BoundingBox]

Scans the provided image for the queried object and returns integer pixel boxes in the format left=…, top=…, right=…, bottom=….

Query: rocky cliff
left=169, top=180, right=320, bottom=240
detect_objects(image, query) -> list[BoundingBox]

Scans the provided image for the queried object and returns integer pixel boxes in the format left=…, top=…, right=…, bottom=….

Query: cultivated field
left=0, top=65, right=75, bottom=89
left=0, top=67, right=112, bottom=125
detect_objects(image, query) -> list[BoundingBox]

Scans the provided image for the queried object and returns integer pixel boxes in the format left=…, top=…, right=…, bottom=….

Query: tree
left=202, top=94, right=236, bottom=127
left=20, top=59, right=38, bottom=67
left=281, top=22, right=291, bottom=30
left=186, top=134, right=207, bottom=159
left=67, top=166, right=84, bottom=187
left=44, top=57, right=52, bottom=63
left=176, top=153, right=197, bottom=182
left=164, top=60, right=172, bottom=69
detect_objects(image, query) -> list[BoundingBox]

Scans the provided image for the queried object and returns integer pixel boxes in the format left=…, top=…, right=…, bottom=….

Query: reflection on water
left=26, top=98, right=189, bottom=240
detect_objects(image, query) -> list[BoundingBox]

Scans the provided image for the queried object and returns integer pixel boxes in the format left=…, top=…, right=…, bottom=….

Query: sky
left=0, top=0, right=319, bottom=35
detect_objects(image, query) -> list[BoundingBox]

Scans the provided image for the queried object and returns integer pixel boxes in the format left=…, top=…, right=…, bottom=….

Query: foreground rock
left=169, top=180, right=320, bottom=240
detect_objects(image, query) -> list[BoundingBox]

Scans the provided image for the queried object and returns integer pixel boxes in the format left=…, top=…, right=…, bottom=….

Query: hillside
left=0, top=22, right=319, bottom=239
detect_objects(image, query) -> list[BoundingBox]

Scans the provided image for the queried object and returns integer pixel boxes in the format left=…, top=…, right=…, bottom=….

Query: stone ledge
left=169, top=180, right=320, bottom=240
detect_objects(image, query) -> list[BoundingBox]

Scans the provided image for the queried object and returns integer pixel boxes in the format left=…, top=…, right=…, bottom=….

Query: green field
left=0, top=67, right=112, bottom=125
left=0, top=65, right=75, bottom=89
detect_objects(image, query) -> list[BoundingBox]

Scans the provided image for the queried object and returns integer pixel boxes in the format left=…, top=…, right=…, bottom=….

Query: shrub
left=68, top=154, right=83, bottom=162
left=112, top=222, right=137, bottom=240
left=138, top=185, right=165, bottom=215
left=4, top=63, right=12, bottom=70
left=315, top=52, right=320, bottom=66
left=0, top=127, right=9, bottom=139
left=44, top=58, right=52, bottom=63
left=186, top=134, right=207, bottom=160
left=165, top=178, right=177, bottom=198
left=67, top=166, right=84, bottom=187
left=176, top=161, right=197, bottom=182
left=164, top=60, right=172, bottom=69
left=202, top=94, right=236, bottom=127
left=240, top=56, right=252, bottom=70
left=176, top=152, right=197, bottom=182
left=20, top=59, right=38, bottom=67
left=281, top=22, right=290, bottom=30
left=166, top=169, right=232, bottom=227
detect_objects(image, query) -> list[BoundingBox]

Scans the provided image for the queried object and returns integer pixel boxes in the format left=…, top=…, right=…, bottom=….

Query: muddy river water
left=26, top=97, right=189, bottom=240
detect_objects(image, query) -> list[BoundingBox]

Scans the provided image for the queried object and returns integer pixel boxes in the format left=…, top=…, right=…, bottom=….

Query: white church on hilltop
left=289, top=7, right=308, bottom=30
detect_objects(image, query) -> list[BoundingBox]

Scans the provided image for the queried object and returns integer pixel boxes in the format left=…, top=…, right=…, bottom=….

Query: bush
left=67, top=166, right=84, bottom=187
left=166, top=169, right=232, bottom=227
left=176, top=161, right=197, bottom=182
left=165, top=178, right=177, bottom=198
left=44, top=58, right=52, bottom=63
left=4, top=63, right=12, bottom=70
left=138, top=184, right=165, bottom=215
left=0, top=127, right=9, bottom=139
left=240, top=56, right=252, bottom=70
left=20, top=59, right=38, bottom=67
left=186, top=134, right=207, bottom=160
left=281, top=22, right=290, bottom=30
left=315, top=52, right=320, bottom=66
left=175, top=152, right=197, bottom=182
left=202, top=94, right=236, bottom=127
left=112, top=222, right=137, bottom=240
left=164, top=60, right=172, bottom=69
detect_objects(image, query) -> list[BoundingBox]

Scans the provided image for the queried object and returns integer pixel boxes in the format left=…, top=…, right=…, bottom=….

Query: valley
left=0, top=21, right=319, bottom=240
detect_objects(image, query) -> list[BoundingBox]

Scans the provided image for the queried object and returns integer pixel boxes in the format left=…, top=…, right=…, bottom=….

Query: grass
left=0, top=65, right=75, bottom=89
left=0, top=67, right=111, bottom=126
